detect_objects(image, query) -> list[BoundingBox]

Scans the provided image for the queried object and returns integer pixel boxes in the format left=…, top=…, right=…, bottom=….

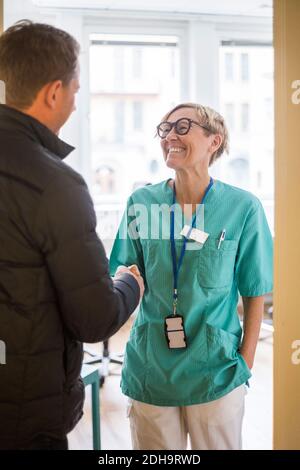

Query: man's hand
left=115, top=265, right=145, bottom=300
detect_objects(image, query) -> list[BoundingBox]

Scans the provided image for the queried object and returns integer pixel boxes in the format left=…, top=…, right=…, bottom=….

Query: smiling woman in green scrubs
left=110, top=103, right=273, bottom=450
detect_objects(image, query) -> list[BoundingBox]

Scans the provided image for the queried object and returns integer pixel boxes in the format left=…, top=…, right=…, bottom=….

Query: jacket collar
left=0, top=104, right=74, bottom=160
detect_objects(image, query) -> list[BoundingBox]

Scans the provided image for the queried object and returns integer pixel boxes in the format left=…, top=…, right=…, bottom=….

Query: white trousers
left=127, top=385, right=246, bottom=450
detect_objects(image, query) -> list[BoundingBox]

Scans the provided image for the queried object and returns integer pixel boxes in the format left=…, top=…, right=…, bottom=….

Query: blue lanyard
left=170, top=177, right=213, bottom=315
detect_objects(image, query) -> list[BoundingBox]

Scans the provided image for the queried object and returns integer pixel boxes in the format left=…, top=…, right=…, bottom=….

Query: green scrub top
left=109, top=179, right=273, bottom=406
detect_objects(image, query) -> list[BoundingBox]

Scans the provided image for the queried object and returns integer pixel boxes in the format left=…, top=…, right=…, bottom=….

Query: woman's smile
left=167, top=146, right=186, bottom=158
left=167, top=146, right=186, bottom=155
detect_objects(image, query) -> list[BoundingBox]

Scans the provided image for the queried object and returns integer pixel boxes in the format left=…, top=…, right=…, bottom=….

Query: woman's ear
left=210, top=134, right=223, bottom=154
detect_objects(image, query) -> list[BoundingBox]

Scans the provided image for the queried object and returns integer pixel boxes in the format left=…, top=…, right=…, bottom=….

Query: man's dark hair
left=0, top=20, right=80, bottom=108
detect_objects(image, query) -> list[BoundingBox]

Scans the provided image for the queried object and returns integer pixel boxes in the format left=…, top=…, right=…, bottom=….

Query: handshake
left=114, top=264, right=145, bottom=300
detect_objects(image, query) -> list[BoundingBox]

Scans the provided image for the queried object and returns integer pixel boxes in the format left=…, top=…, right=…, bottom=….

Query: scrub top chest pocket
left=198, top=238, right=238, bottom=289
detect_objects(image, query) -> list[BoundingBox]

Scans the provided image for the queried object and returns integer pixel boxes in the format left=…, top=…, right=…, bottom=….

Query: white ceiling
left=34, top=0, right=273, bottom=17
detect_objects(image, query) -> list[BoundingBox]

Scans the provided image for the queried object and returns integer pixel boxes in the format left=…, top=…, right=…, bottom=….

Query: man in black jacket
left=0, top=21, right=144, bottom=450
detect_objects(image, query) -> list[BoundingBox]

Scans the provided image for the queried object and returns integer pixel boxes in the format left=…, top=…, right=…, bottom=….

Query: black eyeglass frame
left=156, top=117, right=211, bottom=139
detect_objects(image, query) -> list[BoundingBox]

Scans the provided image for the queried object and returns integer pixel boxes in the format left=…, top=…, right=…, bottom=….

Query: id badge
left=180, top=225, right=209, bottom=244
left=164, top=314, right=187, bottom=349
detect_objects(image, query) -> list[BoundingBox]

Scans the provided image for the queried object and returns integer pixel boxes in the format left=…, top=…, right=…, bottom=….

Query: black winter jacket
left=0, top=105, right=140, bottom=449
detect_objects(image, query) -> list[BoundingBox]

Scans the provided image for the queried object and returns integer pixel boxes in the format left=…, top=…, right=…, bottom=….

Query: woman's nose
left=165, top=127, right=178, bottom=141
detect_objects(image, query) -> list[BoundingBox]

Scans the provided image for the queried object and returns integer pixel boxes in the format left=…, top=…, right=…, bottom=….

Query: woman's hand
left=239, top=348, right=254, bottom=370
left=240, top=295, right=265, bottom=370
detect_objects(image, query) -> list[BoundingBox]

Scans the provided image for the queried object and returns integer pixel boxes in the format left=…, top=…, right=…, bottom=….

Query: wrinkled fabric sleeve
left=235, top=201, right=273, bottom=297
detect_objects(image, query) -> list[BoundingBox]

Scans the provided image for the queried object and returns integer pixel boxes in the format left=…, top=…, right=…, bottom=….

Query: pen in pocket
left=217, top=229, right=226, bottom=249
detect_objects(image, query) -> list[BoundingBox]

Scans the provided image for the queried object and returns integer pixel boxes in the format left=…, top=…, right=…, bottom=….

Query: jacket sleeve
left=34, top=172, right=140, bottom=343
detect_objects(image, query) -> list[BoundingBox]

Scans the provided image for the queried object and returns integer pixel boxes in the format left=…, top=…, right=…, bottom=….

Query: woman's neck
left=173, top=170, right=211, bottom=207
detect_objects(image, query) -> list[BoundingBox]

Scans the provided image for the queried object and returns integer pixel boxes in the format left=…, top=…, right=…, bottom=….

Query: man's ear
left=44, top=80, right=63, bottom=109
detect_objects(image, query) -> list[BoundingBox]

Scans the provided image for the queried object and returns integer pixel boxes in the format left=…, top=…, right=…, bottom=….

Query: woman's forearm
left=239, top=295, right=265, bottom=369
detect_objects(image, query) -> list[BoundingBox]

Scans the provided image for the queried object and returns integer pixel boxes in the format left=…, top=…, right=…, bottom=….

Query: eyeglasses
left=156, top=117, right=210, bottom=139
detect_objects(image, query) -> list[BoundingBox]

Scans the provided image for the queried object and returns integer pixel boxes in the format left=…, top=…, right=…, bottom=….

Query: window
left=220, top=45, right=274, bottom=233
left=89, top=34, right=180, bottom=248
left=265, top=97, right=273, bottom=120
left=132, top=101, right=143, bottom=131
left=114, top=48, right=125, bottom=90
left=224, top=103, right=235, bottom=130
left=170, top=49, right=176, bottom=78
left=228, top=156, right=250, bottom=189
left=241, top=103, right=249, bottom=131
left=114, top=101, right=125, bottom=143
left=132, top=48, right=143, bottom=78
left=225, top=52, right=234, bottom=81
left=241, top=53, right=249, bottom=81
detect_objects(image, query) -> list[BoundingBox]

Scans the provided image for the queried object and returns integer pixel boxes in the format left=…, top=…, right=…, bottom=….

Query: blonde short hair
left=162, top=102, right=229, bottom=165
